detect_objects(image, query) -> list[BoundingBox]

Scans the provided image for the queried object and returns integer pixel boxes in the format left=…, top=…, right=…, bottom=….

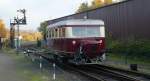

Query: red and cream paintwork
left=46, top=19, right=105, bottom=61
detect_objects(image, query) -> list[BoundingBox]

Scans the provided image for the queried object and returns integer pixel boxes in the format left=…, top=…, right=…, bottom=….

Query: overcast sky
left=0, top=0, right=93, bottom=31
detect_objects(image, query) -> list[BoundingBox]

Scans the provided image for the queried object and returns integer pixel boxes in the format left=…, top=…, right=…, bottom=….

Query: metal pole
left=16, top=21, right=20, bottom=54
left=53, top=63, right=56, bottom=80
left=10, top=9, right=27, bottom=50
left=40, top=56, right=42, bottom=69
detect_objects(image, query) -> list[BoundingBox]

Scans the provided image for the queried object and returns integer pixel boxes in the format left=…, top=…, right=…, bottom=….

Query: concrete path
left=0, top=52, right=24, bottom=81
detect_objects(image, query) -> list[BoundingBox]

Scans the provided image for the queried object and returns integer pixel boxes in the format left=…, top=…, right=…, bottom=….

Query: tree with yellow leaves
left=0, top=19, right=7, bottom=38
left=76, top=0, right=113, bottom=13
left=105, top=0, right=113, bottom=5
left=91, top=0, right=113, bottom=9
left=0, top=19, right=7, bottom=49
left=91, top=0, right=104, bottom=9
left=76, top=2, right=89, bottom=13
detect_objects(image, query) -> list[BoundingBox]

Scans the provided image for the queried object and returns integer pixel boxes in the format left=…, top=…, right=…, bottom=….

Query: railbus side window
left=47, top=29, right=49, bottom=38
left=53, top=28, right=55, bottom=38
left=59, top=28, right=62, bottom=38
left=50, top=29, right=52, bottom=38
left=55, top=28, right=58, bottom=38
left=62, top=28, right=65, bottom=37
left=60, top=28, right=63, bottom=37
left=49, top=29, right=51, bottom=38
left=53, top=29, right=55, bottom=38
left=52, top=28, right=54, bottom=38
left=57, top=28, right=59, bottom=38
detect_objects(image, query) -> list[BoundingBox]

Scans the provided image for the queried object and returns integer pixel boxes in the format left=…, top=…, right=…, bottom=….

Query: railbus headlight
left=72, top=40, right=76, bottom=45
left=99, top=40, right=103, bottom=43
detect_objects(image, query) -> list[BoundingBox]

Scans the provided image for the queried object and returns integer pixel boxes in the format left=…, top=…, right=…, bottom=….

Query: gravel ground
left=0, top=52, right=26, bottom=81
left=34, top=58, right=90, bottom=81
left=0, top=50, right=90, bottom=81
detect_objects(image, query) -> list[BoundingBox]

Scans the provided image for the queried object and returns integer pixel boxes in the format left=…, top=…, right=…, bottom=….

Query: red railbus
left=46, top=19, right=105, bottom=63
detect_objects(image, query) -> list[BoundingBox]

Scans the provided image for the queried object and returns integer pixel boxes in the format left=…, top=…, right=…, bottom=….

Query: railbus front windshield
left=72, top=27, right=100, bottom=37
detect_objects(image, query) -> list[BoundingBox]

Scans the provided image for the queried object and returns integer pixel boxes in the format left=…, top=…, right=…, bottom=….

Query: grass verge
left=106, top=53, right=150, bottom=73
left=1, top=48, right=52, bottom=81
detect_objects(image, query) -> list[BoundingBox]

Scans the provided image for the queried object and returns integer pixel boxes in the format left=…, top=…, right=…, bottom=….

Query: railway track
left=20, top=47, right=150, bottom=81
left=58, top=63, right=106, bottom=81
left=85, top=64, right=150, bottom=81
left=75, top=64, right=150, bottom=81
left=61, top=63, right=140, bottom=81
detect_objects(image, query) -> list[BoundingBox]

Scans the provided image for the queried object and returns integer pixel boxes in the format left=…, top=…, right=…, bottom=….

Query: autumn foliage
left=0, top=19, right=7, bottom=38
left=20, top=31, right=42, bottom=41
left=0, top=19, right=42, bottom=42
left=77, top=0, right=113, bottom=13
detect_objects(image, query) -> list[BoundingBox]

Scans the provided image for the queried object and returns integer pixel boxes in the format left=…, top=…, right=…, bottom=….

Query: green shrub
left=107, top=39, right=150, bottom=58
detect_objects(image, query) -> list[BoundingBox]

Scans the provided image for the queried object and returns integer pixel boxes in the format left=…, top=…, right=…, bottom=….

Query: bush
left=107, top=39, right=150, bottom=58
left=37, top=39, right=41, bottom=47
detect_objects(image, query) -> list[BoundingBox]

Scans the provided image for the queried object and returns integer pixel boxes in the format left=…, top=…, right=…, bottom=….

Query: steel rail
left=78, top=64, right=140, bottom=81
left=87, top=64, right=150, bottom=79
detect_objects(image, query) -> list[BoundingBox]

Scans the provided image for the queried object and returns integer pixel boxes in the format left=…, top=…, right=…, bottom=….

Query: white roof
left=47, top=19, right=104, bottom=28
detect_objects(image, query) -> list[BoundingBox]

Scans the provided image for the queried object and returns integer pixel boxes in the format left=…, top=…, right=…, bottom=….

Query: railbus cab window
left=71, top=27, right=100, bottom=37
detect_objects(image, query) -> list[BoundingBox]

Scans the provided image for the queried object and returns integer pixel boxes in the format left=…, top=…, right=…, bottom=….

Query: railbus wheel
left=53, top=55, right=58, bottom=61
left=73, top=47, right=91, bottom=64
left=86, top=58, right=91, bottom=63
